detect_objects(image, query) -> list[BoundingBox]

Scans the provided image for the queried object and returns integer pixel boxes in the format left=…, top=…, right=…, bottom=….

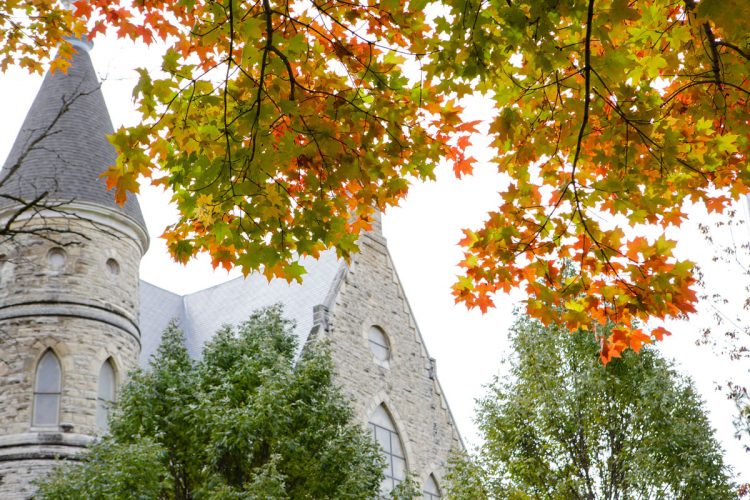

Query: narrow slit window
left=96, top=359, right=116, bottom=432
left=33, top=350, right=62, bottom=427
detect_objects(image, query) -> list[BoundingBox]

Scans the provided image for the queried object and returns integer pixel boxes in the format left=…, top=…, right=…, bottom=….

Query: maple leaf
left=628, top=329, right=651, bottom=353
left=651, top=326, right=671, bottom=342
left=73, top=0, right=93, bottom=19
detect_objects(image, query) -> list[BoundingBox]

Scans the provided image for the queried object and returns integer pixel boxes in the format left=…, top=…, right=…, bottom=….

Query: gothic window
left=33, top=350, right=62, bottom=427
left=369, top=404, right=406, bottom=496
left=423, top=474, right=442, bottom=500
left=96, top=359, right=116, bottom=432
left=368, top=326, right=390, bottom=362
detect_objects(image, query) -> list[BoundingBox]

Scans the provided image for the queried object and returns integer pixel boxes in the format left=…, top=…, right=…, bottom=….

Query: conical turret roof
left=0, top=43, right=146, bottom=231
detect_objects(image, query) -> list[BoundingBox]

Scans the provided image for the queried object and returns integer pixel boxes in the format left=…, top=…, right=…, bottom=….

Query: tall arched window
left=369, top=404, right=406, bottom=495
left=423, top=474, right=442, bottom=500
left=33, top=350, right=62, bottom=427
left=96, top=359, right=116, bottom=432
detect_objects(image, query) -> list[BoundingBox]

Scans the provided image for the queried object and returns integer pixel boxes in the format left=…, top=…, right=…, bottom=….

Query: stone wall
left=0, top=215, right=142, bottom=499
left=325, top=230, right=462, bottom=494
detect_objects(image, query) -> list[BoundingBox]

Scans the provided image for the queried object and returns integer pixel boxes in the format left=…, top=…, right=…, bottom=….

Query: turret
left=0, top=39, right=148, bottom=499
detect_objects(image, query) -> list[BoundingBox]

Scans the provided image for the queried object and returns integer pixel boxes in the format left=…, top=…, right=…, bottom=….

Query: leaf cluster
left=73, top=0, right=475, bottom=281
left=431, top=0, right=750, bottom=358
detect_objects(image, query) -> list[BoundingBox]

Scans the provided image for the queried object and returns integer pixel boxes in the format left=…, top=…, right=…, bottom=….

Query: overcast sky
left=1, top=34, right=748, bottom=482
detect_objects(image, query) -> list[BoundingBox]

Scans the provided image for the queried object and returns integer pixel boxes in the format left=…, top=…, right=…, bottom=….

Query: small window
left=96, top=359, right=116, bottom=432
left=368, top=326, right=390, bottom=362
left=47, top=247, right=66, bottom=270
left=33, top=350, right=62, bottom=427
left=105, top=258, right=120, bottom=276
left=423, top=474, right=441, bottom=500
left=369, top=404, right=406, bottom=496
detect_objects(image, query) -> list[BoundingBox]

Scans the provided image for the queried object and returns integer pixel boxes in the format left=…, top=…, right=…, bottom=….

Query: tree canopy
left=36, top=305, right=387, bottom=499
left=446, top=315, right=737, bottom=499
left=2, top=0, right=750, bottom=359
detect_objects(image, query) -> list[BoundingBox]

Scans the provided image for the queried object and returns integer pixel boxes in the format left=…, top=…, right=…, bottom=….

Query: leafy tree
left=446, top=315, right=737, bottom=499
left=3, top=1, right=750, bottom=357
left=37, top=305, right=386, bottom=499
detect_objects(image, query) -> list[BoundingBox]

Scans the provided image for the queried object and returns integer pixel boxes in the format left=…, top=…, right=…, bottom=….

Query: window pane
left=379, top=478, right=392, bottom=497
left=424, top=474, right=441, bottom=498
left=368, top=326, right=390, bottom=361
left=391, top=432, right=403, bottom=457
left=370, top=343, right=389, bottom=362
left=98, top=360, right=116, bottom=402
left=370, top=405, right=395, bottom=430
left=35, top=351, right=61, bottom=393
left=392, top=457, right=406, bottom=481
left=33, top=394, right=59, bottom=426
left=368, top=326, right=386, bottom=345
left=375, top=426, right=391, bottom=452
left=96, top=400, right=110, bottom=431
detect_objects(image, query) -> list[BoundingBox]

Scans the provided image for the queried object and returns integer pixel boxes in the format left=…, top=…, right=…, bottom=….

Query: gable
left=320, top=230, right=464, bottom=484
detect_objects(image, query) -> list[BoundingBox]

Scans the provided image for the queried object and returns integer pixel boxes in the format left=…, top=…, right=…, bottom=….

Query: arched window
left=369, top=404, right=406, bottom=495
left=368, top=326, right=390, bottom=362
left=33, top=350, right=62, bottom=427
left=423, top=474, right=442, bottom=500
left=96, top=359, right=116, bottom=431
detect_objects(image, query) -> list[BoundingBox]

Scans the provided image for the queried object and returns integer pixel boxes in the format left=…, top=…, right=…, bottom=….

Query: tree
left=36, top=305, right=388, bottom=499
left=3, top=1, right=750, bottom=358
left=446, top=315, right=737, bottom=499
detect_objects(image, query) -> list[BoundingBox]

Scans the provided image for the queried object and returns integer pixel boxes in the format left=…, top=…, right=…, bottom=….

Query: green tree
left=447, top=316, right=736, bottom=499
left=37, top=305, right=386, bottom=499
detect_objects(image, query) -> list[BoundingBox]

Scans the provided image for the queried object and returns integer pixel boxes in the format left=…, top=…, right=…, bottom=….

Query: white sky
left=1, top=34, right=748, bottom=483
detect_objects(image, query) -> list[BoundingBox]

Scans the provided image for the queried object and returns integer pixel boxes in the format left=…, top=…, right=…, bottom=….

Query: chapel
left=0, top=38, right=462, bottom=499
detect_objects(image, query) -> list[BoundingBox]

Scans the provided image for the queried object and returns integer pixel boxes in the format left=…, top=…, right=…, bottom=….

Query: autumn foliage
left=434, top=0, right=750, bottom=362
left=2, top=0, right=749, bottom=362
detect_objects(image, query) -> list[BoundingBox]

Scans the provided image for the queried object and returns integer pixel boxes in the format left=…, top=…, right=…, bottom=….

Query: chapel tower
left=0, top=39, right=148, bottom=498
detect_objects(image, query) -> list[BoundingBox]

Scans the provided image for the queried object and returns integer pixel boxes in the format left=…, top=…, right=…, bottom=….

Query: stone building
left=0, top=40, right=462, bottom=499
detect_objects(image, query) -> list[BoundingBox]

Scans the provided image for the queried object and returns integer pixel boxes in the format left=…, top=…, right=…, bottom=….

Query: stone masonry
left=0, top=214, right=145, bottom=499
left=322, top=229, right=463, bottom=488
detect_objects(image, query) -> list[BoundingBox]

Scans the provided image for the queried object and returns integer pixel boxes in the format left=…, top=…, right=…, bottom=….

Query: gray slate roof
left=138, top=250, right=344, bottom=366
left=0, top=45, right=145, bottom=230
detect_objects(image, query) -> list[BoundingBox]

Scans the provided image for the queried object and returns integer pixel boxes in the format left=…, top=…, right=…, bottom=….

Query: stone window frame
left=26, top=339, right=73, bottom=432
left=96, top=357, right=118, bottom=433
left=105, top=257, right=121, bottom=277
left=45, top=246, right=68, bottom=274
left=103, top=249, right=124, bottom=279
left=0, top=252, right=7, bottom=284
left=368, top=403, right=409, bottom=497
left=362, top=322, right=394, bottom=369
left=422, top=473, right=442, bottom=500
left=368, top=325, right=391, bottom=364
left=31, top=349, right=63, bottom=428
